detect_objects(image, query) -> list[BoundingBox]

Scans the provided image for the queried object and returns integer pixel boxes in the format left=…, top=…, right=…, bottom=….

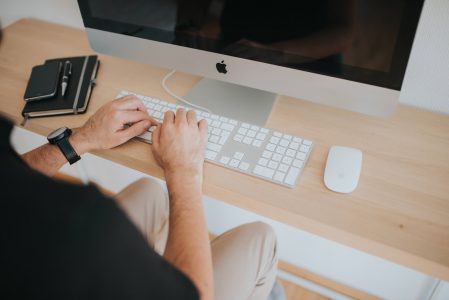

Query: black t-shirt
left=0, top=116, right=198, bottom=300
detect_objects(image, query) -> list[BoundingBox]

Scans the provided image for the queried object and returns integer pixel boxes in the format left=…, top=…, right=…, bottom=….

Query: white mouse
left=324, top=146, right=362, bottom=193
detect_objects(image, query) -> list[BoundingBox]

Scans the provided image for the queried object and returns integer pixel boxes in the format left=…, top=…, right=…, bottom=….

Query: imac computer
left=77, top=0, right=424, bottom=123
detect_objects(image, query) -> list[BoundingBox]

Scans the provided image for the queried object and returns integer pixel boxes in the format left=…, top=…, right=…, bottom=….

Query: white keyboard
left=118, top=90, right=313, bottom=188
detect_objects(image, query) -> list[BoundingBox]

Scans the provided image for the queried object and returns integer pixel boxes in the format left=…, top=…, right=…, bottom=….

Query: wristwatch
left=47, top=127, right=81, bottom=165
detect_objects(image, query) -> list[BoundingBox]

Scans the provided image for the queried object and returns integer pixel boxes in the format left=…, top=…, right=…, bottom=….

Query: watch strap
left=56, top=137, right=81, bottom=165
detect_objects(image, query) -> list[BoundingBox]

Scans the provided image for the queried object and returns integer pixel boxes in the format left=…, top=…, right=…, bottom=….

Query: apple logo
left=216, top=60, right=227, bottom=74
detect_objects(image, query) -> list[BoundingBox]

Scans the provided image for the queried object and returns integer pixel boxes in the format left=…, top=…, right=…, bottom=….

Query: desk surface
left=1, top=19, right=449, bottom=281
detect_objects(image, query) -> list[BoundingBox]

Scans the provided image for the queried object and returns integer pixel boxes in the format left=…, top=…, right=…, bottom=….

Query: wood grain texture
left=1, top=19, right=449, bottom=281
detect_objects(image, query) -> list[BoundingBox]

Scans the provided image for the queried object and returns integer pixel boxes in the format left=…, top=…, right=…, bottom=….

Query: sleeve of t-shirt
left=72, top=186, right=199, bottom=300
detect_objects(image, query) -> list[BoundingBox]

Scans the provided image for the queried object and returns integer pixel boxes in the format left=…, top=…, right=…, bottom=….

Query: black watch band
left=56, top=137, right=81, bottom=165
left=47, top=127, right=81, bottom=165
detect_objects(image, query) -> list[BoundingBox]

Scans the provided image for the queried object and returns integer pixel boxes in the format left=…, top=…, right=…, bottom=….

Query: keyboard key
left=219, top=116, right=229, bottom=122
left=229, top=119, right=238, bottom=125
left=212, top=120, right=221, bottom=127
left=296, top=152, right=306, bottom=160
left=229, top=159, right=240, bottom=168
left=219, top=136, right=228, bottom=145
left=250, top=125, right=260, bottom=131
left=303, top=140, right=313, bottom=146
left=243, top=137, right=253, bottom=144
left=280, top=139, right=289, bottom=147
left=220, top=156, right=230, bottom=164
left=221, top=123, right=235, bottom=131
left=260, top=128, right=269, bottom=134
left=282, top=157, right=293, bottom=165
left=252, top=140, right=263, bottom=147
left=293, top=159, right=304, bottom=168
left=205, top=150, right=218, bottom=160
left=241, top=123, right=250, bottom=128
left=211, top=114, right=219, bottom=120
left=234, top=152, right=244, bottom=160
left=279, top=164, right=289, bottom=172
left=256, top=133, right=267, bottom=140
left=209, top=135, right=219, bottom=143
left=300, top=145, right=310, bottom=153
left=286, top=149, right=296, bottom=157
left=266, top=143, right=276, bottom=151
left=221, top=130, right=231, bottom=137
left=270, top=136, right=280, bottom=144
left=233, top=134, right=244, bottom=142
left=262, top=151, right=272, bottom=159
left=293, top=137, right=302, bottom=143
left=289, top=142, right=300, bottom=150
left=272, top=153, right=282, bottom=162
left=285, top=167, right=300, bottom=185
left=268, top=161, right=279, bottom=169
left=274, top=172, right=285, bottom=182
left=154, top=104, right=162, bottom=111
left=275, top=146, right=286, bottom=155
left=258, top=158, right=269, bottom=166
left=239, top=162, right=250, bottom=171
left=273, top=131, right=282, bottom=137
left=253, top=165, right=275, bottom=179
left=238, top=128, right=248, bottom=135
left=212, top=128, right=221, bottom=135
left=247, top=130, right=257, bottom=138
left=207, top=143, right=222, bottom=152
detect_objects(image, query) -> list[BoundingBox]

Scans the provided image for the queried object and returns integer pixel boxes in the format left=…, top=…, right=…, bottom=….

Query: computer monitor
left=77, top=0, right=423, bottom=123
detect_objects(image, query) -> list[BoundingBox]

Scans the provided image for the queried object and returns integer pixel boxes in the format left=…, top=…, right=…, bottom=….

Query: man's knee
left=240, top=222, right=277, bottom=256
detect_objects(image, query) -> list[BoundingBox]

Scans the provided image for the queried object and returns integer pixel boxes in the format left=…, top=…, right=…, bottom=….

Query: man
left=0, top=25, right=279, bottom=299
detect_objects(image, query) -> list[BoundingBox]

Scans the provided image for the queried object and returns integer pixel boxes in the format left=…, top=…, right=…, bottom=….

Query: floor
left=280, top=279, right=329, bottom=300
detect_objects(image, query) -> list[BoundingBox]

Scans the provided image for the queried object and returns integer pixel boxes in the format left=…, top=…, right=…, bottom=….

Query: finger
left=119, top=119, right=152, bottom=142
left=117, top=110, right=153, bottom=125
left=186, top=110, right=197, bottom=125
left=198, top=119, right=208, bottom=141
left=175, top=108, right=187, bottom=126
left=163, top=110, right=175, bottom=124
left=114, top=97, right=146, bottom=112
left=151, top=124, right=161, bottom=147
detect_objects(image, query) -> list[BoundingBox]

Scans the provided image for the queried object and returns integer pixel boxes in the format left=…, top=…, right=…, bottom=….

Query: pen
left=61, top=60, right=72, bottom=96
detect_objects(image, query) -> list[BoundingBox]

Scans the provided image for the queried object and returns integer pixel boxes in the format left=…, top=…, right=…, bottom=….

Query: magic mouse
left=324, top=146, right=362, bottom=193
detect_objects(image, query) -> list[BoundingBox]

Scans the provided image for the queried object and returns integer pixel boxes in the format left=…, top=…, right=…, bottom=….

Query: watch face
left=48, top=127, right=68, bottom=140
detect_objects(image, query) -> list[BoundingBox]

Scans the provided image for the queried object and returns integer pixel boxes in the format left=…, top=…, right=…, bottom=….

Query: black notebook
left=22, top=55, right=100, bottom=118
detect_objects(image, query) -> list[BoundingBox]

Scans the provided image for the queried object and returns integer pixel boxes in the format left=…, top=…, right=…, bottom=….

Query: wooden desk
left=1, top=19, right=448, bottom=281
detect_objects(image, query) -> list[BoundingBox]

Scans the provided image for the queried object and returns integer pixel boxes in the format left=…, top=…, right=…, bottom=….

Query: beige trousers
left=115, top=177, right=278, bottom=300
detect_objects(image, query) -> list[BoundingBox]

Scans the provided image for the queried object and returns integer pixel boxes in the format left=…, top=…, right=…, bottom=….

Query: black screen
left=78, top=0, right=423, bottom=90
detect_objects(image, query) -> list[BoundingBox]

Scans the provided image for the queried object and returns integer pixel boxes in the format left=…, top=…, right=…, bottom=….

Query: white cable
left=161, top=70, right=212, bottom=113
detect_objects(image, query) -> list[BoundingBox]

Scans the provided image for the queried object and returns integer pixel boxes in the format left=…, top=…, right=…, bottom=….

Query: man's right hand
left=151, top=108, right=213, bottom=300
left=151, top=108, right=208, bottom=180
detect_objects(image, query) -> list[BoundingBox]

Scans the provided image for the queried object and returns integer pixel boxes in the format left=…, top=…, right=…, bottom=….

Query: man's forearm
left=21, top=129, right=88, bottom=177
left=163, top=172, right=213, bottom=300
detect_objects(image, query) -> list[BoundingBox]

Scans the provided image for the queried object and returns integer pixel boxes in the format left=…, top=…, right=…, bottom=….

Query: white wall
left=1, top=0, right=448, bottom=115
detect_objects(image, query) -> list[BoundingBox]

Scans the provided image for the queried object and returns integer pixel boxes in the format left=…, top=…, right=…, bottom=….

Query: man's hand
left=71, top=95, right=158, bottom=154
left=21, top=95, right=157, bottom=177
left=151, top=108, right=208, bottom=179
left=151, top=108, right=213, bottom=300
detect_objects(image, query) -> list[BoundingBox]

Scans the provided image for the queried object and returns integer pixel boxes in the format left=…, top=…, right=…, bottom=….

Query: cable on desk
left=161, top=70, right=212, bottom=114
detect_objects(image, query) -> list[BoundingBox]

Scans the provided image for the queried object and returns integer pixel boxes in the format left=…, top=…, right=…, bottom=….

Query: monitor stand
left=182, top=78, right=277, bottom=127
